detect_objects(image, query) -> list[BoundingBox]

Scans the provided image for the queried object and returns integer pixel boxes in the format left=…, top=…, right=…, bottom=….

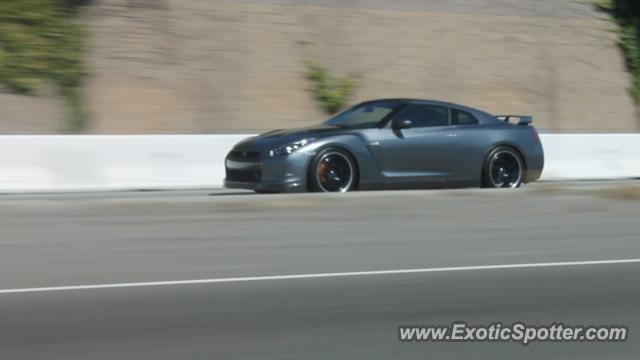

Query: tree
left=0, top=0, right=88, bottom=132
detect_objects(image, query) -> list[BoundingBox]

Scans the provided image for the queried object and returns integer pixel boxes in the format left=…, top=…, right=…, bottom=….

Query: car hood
left=234, top=125, right=344, bottom=149
left=259, top=124, right=342, bottom=138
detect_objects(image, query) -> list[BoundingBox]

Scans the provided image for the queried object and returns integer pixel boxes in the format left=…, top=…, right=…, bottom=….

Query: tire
left=308, top=147, right=357, bottom=192
left=482, top=146, right=524, bottom=188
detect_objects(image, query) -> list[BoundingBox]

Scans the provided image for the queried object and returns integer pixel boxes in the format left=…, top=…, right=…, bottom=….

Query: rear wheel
left=483, top=146, right=524, bottom=188
left=309, top=148, right=357, bottom=192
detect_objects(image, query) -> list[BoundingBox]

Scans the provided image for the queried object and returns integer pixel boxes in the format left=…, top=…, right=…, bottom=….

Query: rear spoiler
left=495, top=115, right=533, bottom=126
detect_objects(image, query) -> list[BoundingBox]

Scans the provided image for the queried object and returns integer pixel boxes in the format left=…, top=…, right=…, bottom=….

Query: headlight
left=269, top=139, right=315, bottom=157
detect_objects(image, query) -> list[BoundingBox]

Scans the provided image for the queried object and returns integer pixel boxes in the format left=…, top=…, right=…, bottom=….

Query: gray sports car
left=224, top=99, right=544, bottom=193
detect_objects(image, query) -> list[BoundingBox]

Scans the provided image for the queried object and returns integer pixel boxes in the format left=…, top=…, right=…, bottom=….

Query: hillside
left=0, top=0, right=636, bottom=133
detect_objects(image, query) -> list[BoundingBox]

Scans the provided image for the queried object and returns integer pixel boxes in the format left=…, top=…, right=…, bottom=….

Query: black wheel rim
left=316, top=152, right=353, bottom=192
left=489, top=151, right=522, bottom=188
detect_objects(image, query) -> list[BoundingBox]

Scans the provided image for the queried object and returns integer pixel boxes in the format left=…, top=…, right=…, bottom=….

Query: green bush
left=597, top=0, right=640, bottom=102
left=0, top=0, right=88, bottom=132
left=304, top=61, right=357, bottom=115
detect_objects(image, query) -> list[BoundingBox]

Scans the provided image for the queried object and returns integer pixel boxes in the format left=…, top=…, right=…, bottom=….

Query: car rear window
left=452, top=109, right=479, bottom=125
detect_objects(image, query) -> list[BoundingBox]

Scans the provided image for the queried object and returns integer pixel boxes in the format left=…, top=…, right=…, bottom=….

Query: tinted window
left=452, top=109, right=479, bottom=125
left=393, top=104, right=449, bottom=128
left=324, top=101, right=402, bottom=128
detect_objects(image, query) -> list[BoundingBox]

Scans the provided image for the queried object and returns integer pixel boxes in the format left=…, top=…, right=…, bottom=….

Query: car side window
left=393, top=104, right=449, bottom=128
left=452, top=109, right=479, bottom=125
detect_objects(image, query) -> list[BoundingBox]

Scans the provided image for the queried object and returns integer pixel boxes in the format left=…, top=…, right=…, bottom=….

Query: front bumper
left=223, top=149, right=310, bottom=193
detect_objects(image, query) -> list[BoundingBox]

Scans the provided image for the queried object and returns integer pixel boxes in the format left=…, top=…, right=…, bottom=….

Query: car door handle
left=446, top=133, right=458, bottom=137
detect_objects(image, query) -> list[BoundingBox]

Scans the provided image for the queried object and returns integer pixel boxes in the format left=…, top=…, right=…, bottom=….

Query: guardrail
left=0, top=134, right=638, bottom=192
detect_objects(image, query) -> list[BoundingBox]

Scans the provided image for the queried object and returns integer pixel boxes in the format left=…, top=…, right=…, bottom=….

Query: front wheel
left=309, top=148, right=357, bottom=192
left=482, top=146, right=524, bottom=188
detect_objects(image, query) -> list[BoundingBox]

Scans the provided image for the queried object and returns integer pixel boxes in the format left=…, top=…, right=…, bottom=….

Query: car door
left=370, top=103, right=460, bottom=184
left=449, top=108, right=485, bottom=181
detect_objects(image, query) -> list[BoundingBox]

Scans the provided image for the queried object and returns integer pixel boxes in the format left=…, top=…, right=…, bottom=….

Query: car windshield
left=323, top=101, right=402, bottom=128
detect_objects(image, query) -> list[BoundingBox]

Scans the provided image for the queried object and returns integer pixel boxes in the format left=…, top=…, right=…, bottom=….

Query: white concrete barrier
left=0, top=135, right=249, bottom=192
left=0, top=134, right=637, bottom=192
left=539, top=134, right=640, bottom=181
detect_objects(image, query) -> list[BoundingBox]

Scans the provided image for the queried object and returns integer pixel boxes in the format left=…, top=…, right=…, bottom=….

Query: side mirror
left=392, top=119, right=412, bottom=129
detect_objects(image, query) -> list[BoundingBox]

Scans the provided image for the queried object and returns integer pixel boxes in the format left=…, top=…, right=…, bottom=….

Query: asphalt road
left=0, top=182, right=639, bottom=359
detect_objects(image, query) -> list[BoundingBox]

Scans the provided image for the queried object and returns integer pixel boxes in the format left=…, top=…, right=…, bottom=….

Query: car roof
left=367, top=98, right=489, bottom=112
left=362, top=98, right=497, bottom=121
